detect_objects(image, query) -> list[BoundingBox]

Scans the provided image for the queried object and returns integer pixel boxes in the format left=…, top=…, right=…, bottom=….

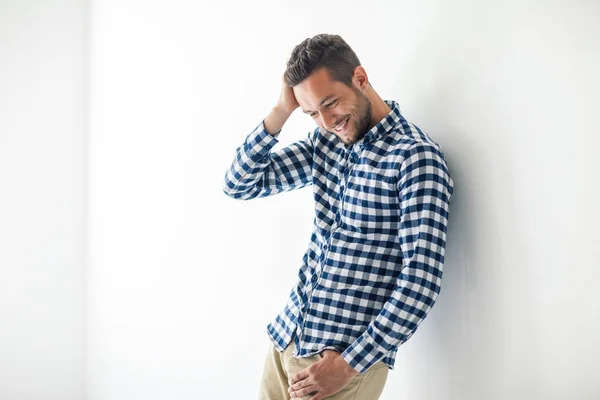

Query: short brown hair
left=284, top=33, right=361, bottom=88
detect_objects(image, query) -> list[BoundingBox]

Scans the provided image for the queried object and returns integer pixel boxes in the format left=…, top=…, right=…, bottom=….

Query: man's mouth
left=333, top=117, right=350, bottom=133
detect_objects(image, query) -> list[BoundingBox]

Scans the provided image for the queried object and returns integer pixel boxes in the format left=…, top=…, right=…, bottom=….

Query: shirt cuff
left=341, top=330, right=388, bottom=374
left=243, top=119, right=280, bottom=159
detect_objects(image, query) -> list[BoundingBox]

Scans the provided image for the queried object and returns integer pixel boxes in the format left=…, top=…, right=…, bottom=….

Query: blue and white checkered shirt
left=223, top=100, right=454, bottom=374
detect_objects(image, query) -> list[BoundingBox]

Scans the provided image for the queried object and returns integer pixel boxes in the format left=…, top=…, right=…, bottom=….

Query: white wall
left=84, top=0, right=597, bottom=399
left=0, top=1, right=87, bottom=399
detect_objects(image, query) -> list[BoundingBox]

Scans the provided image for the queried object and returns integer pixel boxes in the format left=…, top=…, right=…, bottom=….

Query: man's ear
left=352, top=66, right=369, bottom=92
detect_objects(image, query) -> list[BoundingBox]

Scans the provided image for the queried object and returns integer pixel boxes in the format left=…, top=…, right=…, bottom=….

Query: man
left=223, top=33, right=454, bottom=400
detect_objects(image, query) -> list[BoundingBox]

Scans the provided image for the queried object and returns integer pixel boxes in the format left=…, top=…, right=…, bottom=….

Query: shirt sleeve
left=222, top=119, right=315, bottom=200
left=340, top=142, right=455, bottom=373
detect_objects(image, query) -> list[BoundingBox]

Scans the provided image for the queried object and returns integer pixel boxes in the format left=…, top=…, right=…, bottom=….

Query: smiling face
left=293, top=66, right=372, bottom=147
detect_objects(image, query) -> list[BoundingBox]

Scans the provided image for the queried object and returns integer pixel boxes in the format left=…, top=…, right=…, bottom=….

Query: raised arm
left=222, top=75, right=315, bottom=200
left=222, top=117, right=315, bottom=200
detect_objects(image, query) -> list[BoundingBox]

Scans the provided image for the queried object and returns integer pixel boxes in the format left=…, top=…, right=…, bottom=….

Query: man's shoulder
left=387, top=118, right=444, bottom=157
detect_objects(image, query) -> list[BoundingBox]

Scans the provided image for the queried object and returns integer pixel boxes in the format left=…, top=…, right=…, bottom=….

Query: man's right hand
left=277, top=73, right=300, bottom=114
left=264, top=74, right=300, bottom=135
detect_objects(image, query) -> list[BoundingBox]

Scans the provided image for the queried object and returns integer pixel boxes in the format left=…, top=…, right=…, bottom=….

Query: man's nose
left=321, top=112, right=338, bottom=131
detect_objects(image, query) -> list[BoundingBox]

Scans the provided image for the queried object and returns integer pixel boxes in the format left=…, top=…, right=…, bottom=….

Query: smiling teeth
left=335, top=118, right=348, bottom=131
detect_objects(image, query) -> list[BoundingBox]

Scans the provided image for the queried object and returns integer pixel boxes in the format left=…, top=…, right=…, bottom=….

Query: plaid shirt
left=223, top=100, right=454, bottom=374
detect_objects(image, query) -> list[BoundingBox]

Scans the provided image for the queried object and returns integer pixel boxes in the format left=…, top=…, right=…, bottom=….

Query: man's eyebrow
left=302, top=95, right=336, bottom=114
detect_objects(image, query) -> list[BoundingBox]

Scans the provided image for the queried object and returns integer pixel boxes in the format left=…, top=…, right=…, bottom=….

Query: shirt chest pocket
left=340, top=171, right=399, bottom=232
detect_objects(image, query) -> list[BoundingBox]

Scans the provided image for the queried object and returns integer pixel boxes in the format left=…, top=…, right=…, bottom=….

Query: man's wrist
left=264, top=105, right=293, bottom=136
left=337, top=353, right=360, bottom=377
left=274, top=103, right=296, bottom=116
left=344, top=362, right=360, bottom=377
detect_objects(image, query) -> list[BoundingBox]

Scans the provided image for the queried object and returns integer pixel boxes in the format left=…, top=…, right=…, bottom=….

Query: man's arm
left=222, top=106, right=315, bottom=200
left=340, top=142, right=455, bottom=374
left=223, top=73, right=311, bottom=200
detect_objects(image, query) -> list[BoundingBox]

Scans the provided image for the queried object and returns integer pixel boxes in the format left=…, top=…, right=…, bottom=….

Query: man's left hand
left=288, top=350, right=359, bottom=399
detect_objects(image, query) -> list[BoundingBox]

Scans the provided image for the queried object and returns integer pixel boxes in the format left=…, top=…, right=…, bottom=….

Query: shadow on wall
left=403, top=69, right=531, bottom=397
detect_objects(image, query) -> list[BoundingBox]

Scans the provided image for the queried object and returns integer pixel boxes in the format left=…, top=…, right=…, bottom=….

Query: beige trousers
left=258, top=334, right=388, bottom=400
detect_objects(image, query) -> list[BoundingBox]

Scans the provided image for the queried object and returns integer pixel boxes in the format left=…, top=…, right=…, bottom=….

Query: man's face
left=293, top=67, right=372, bottom=146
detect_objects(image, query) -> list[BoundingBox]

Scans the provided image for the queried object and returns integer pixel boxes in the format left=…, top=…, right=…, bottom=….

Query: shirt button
left=323, top=245, right=328, bottom=251
left=311, top=275, right=318, bottom=282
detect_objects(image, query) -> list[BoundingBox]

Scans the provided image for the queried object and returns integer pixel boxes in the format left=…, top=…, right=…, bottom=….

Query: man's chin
left=339, top=135, right=351, bottom=144
left=342, top=131, right=355, bottom=145
left=330, top=130, right=357, bottom=146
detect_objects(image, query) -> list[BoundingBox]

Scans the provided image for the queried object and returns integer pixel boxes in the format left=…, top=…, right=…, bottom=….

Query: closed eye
left=308, top=99, right=338, bottom=117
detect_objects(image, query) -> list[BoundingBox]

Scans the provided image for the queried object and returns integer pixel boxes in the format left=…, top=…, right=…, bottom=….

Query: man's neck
left=367, top=89, right=392, bottom=129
